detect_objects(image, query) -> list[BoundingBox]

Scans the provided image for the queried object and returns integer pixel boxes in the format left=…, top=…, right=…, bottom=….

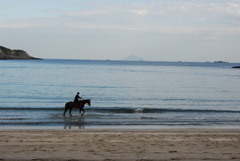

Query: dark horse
left=63, top=99, right=91, bottom=117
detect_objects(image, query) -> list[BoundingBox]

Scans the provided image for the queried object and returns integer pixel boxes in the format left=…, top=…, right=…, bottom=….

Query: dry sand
left=0, top=129, right=239, bottom=161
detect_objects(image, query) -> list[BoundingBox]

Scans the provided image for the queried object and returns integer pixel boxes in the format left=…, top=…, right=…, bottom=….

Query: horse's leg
left=63, top=109, right=67, bottom=116
left=79, top=108, right=82, bottom=116
left=69, top=107, right=73, bottom=117
left=81, top=108, right=85, bottom=116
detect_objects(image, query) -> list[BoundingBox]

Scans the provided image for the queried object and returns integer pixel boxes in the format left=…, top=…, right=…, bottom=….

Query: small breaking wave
left=0, top=118, right=26, bottom=120
left=1, top=107, right=240, bottom=114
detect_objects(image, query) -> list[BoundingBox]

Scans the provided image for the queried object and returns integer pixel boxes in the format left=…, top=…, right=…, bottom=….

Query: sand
left=0, top=129, right=239, bottom=161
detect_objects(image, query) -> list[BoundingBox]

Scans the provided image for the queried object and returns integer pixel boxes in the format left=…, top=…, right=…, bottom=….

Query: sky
left=0, top=0, right=240, bottom=62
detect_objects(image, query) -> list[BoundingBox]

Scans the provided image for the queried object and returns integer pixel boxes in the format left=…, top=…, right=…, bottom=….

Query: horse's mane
left=81, top=99, right=90, bottom=101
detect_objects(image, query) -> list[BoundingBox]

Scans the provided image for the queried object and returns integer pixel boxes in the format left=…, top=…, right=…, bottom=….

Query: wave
left=1, top=107, right=240, bottom=113
left=0, top=118, right=26, bottom=120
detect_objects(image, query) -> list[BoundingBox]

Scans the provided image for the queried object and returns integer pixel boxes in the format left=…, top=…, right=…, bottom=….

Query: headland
left=0, top=46, right=42, bottom=60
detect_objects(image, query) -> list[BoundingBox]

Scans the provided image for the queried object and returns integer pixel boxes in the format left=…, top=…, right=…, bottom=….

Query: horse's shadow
left=63, top=115, right=85, bottom=129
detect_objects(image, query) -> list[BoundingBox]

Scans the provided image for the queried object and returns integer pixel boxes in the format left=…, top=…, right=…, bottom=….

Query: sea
left=0, top=59, right=240, bottom=130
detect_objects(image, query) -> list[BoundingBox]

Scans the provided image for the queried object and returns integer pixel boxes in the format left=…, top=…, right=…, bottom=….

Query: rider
left=74, top=92, right=82, bottom=108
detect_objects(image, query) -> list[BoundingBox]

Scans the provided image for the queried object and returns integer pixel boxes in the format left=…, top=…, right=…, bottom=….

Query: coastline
left=0, top=129, right=239, bottom=160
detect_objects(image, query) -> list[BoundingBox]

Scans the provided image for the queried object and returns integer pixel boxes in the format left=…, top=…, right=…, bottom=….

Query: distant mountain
left=0, top=46, right=42, bottom=60
left=122, top=55, right=144, bottom=61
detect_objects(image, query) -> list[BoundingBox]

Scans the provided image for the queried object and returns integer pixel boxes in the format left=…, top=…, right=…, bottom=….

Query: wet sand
left=0, top=129, right=239, bottom=160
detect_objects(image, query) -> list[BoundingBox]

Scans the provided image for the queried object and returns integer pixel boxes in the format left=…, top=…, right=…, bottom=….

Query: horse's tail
left=63, top=102, right=69, bottom=116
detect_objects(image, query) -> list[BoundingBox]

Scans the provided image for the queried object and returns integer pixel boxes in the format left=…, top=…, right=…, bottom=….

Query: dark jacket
left=74, top=94, right=81, bottom=103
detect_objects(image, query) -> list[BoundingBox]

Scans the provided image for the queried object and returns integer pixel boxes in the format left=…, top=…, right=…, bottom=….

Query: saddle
left=74, top=100, right=84, bottom=109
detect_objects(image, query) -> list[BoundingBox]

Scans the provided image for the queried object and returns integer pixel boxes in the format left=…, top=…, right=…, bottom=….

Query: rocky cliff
left=0, top=46, right=42, bottom=60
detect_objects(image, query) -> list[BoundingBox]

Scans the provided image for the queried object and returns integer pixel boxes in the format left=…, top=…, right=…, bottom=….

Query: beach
left=0, top=129, right=239, bottom=161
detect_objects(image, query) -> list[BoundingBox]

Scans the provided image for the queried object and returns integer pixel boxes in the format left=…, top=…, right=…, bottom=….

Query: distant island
left=214, top=61, right=228, bottom=63
left=0, top=46, right=42, bottom=60
left=122, top=55, right=144, bottom=61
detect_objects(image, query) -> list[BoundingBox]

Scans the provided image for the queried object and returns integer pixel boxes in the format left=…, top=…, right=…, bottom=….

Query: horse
left=63, top=99, right=91, bottom=117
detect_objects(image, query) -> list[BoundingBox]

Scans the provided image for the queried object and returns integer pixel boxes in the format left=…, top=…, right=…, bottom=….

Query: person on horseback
left=74, top=92, right=82, bottom=108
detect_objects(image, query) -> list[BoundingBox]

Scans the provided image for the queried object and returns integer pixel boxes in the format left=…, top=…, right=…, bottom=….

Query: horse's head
left=86, top=99, right=91, bottom=106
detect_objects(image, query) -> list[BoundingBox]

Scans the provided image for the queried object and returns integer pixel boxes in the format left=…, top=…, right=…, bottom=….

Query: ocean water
left=0, top=59, right=240, bottom=129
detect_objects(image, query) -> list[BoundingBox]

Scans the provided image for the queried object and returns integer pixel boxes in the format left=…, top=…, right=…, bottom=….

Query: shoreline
left=0, top=129, right=239, bottom=160
left=1, top=124, right=240, bottom=130
left=1, top=128, right=240, bottom=133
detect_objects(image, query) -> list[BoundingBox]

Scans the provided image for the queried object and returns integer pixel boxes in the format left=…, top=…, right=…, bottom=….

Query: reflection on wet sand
left=63, top=115, right=85, bottom=129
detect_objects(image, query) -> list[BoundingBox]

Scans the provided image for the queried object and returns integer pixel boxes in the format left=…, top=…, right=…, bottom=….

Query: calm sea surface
left=0, top=59, right=240, bottom=129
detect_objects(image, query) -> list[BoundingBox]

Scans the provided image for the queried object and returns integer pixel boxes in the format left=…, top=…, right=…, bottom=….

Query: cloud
left=0, top=0, right=240, bottom=39
left=131, top=10, right=148, bottom=16
left=210, top=2, right=240, bottom=17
